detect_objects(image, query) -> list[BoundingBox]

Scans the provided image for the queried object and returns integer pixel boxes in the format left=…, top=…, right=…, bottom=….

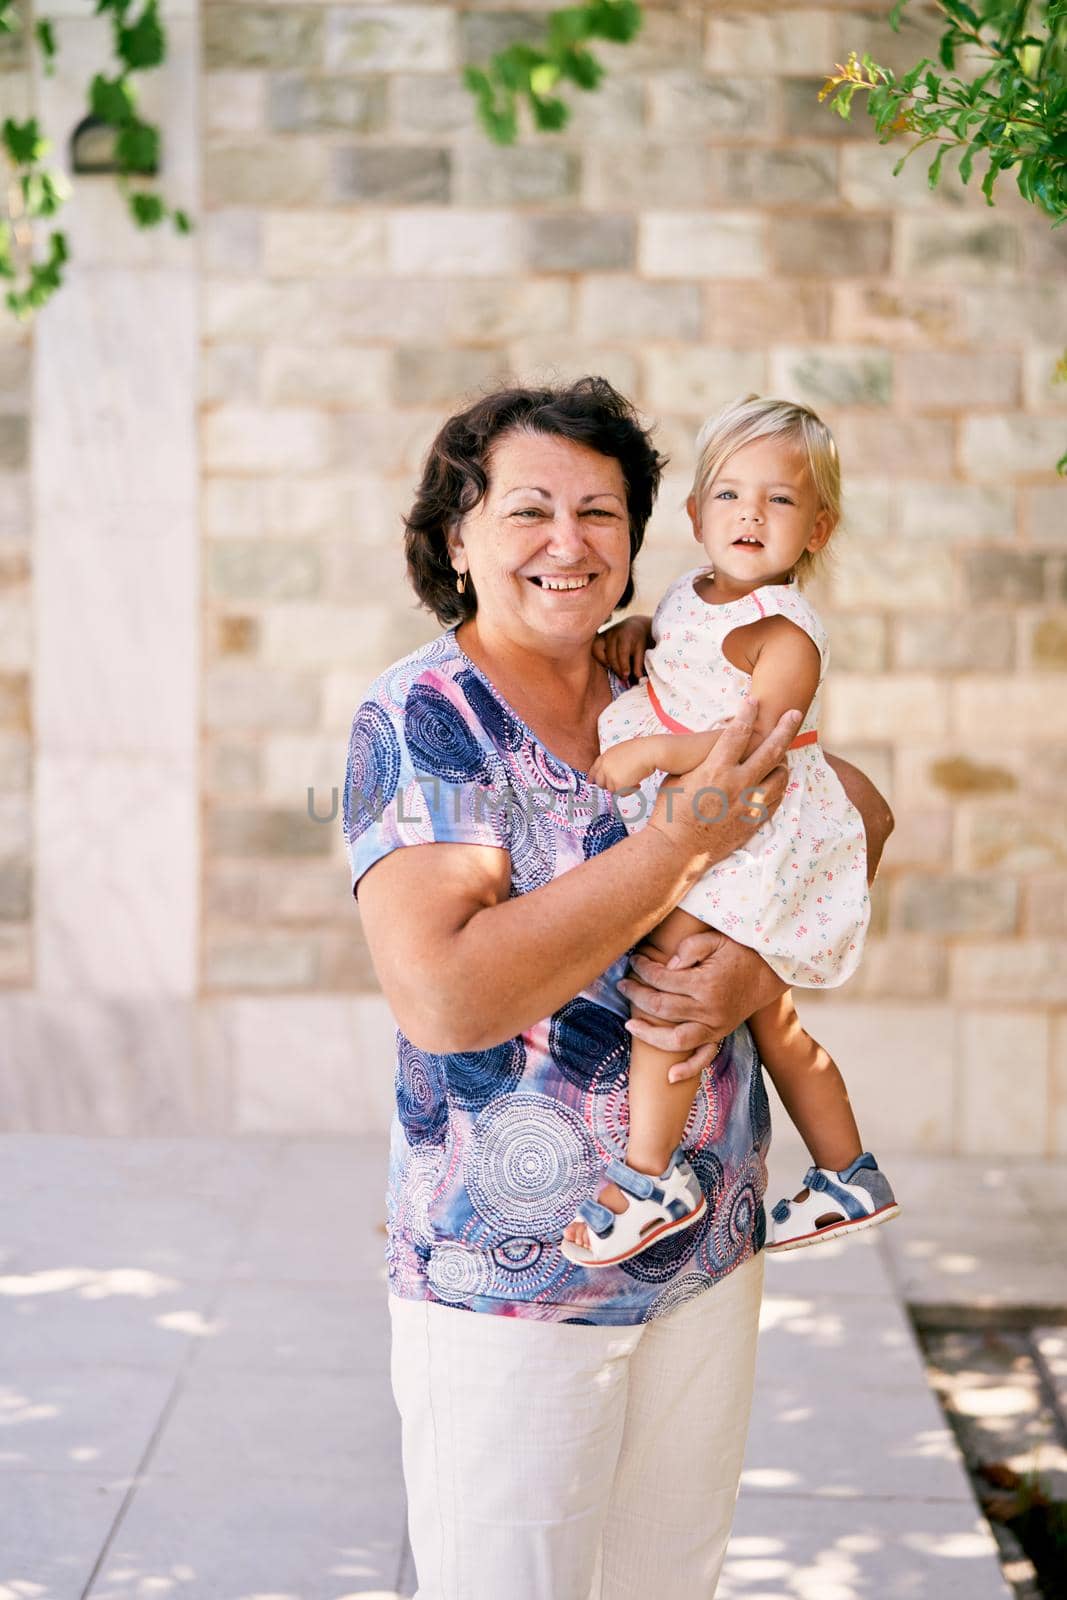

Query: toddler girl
left=561, top=395, right=899, bottom=1269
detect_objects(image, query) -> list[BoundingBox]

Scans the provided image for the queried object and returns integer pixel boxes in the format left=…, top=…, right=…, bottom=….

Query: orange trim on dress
left=645, top=677, right=818, bottom=752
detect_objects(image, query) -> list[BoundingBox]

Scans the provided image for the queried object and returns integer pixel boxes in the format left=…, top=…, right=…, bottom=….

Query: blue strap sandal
left=559, top=1148, right=707, bottom=1269
left=766, top=1151, right=900, bottom=1253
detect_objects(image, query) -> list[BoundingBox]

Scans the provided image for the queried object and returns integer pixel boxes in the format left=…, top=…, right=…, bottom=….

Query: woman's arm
left=357, top=700, right=800, bottom=1054
left=825, top=753, right=895, bottom=878
left=616, top=757, right=895, bottom=1078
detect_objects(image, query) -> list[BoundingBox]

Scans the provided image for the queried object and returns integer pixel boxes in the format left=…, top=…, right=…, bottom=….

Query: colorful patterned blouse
left=343, top=629, right=771, bottom=1326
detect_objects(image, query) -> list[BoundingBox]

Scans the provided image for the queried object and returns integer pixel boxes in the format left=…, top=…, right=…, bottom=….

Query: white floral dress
left=598, top=566, right=870, bottom=988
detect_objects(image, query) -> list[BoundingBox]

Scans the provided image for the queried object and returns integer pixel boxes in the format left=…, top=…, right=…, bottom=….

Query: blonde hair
left=691, top=394, right=841, bottom=583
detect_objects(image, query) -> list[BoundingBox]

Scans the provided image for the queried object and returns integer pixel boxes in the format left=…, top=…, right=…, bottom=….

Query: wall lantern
left=70, top=114, right=159, bottom=177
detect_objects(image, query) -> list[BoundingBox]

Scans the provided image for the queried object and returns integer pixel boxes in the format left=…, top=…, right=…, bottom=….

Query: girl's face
left=448, top=430, right=632, bottom=655
left=687, top=434, right=833, bottom=590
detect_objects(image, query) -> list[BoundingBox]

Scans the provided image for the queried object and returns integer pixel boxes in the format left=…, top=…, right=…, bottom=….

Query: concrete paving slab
left=886, top=1231, right=1067, bottom=1312
left=0, top=1368, right=176, bottom=1476
left=756, top=1289, right=923, bottom=1389
left=0, top=1269, right=218, bottom=1369
left=396, top=1536, right=416, bottom=1600
left=277, top=1135, right=393, bottom=1190
left=0, top=1473, right=130, bottom=1600
left=2, top=1136, right=1045, bottom=1600
left=148, top=1368, right=402, bottom=1492
left=1016, top=1160, right=1067, bottom=1211
left=230, top=1141, right=390, bottom=1286
left=762, top=1227, right=898, bottom=1297
left=882, top=1157, right=1032, bottom=1220
left=4, top=1185, right=256, bottom=1282
left=720, top=1495, right=1012, bottom=1599
left=196, top=1279, right=391, bottom=1377
left=742, top=1378, right=972, bottom=1502
left=88, top=1474, right=407, bottom=1600
left=0, top=1134, right=283, bottom=1203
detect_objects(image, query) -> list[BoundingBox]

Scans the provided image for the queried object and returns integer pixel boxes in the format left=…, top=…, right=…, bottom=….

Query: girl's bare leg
left=749, top=992, right=863, bottom=1209
left=563, top=906, right=712, bottom=1252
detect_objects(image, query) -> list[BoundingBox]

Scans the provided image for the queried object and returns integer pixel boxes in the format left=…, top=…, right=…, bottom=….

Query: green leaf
left=959, top=143, right=975, bottom=183
left=35, top=171, right=67, bottom=216
left=35, top=18, right=57, bottom=64
left=483, top=100, right=518, bottom=145
left=927, top=143, right=947, bottom=187
left=129, top=190, right=165, bottom=226
left=90, top=71, right=135, bottom=124
left=941, top=0, right=979, bottom=27
left=530, top=93, right=569, bottom=131
left=889, top=0, right=909, bottom=28
left=558, top=45, right=603, bottom=90
left=495, top=44, right=542, bottom=92
left=587, top=0, right=641, bottom=44
left=833, top=83, right=857, bottom=119
left=173, top=208, right=192, bottom=234
left=114, top=118, right=159, bottom=173
left=547, top=7, right=589, bottom=52
left=463, top=65, right=492, bottom=96
left=2, top=116, right=47, bottom=165
left=118, top=1, right=165, bottom=70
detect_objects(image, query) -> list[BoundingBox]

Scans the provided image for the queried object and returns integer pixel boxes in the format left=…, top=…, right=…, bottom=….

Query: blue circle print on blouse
left=404, top=682, right=494, bottom=784
left=395, top=1039, right=448, bottom=1145
left=456, top=668, right=525, bottom=753
left=582, top=810, right=628, bottom=859
left=487, top=1236, right=575, bottom=1303
left=343, top=701, right=401, bottom=842
left=466, top=1093, right=599, bottom=1237
left=443, top=1037, right=526, bottom=1112
left=700, top=1155, right=761, bottom=1278
left=507, top=794, right=556, bottom=896
left=549, top=997, right=628, bottom=1095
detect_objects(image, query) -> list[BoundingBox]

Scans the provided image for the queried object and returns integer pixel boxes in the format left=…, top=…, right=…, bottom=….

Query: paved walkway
left=4, top=1132, right=1065, bottom=1599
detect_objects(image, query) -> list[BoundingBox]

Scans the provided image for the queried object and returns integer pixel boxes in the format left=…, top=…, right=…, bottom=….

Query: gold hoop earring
left=455, top=572, right=467, bottom=595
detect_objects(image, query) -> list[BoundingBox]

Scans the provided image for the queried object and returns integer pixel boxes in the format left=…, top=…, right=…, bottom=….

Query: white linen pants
left=389, top=1250, right=764, bottom=1600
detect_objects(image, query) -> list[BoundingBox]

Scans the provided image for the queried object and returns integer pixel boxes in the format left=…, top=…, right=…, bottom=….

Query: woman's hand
left=646, top=697, right=799, bottom=872
left=618, top=932, right=789, bottom=1083
left=593, top=614, right=654, bottom=681
left=588, top=738, right=658, bottom=792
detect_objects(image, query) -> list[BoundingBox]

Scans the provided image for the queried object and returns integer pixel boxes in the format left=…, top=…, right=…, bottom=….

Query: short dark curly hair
left=403, top=376, right=667, bottom=626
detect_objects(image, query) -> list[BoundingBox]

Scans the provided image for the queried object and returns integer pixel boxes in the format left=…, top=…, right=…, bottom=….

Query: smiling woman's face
left=448, top=430, right=632, bottom=654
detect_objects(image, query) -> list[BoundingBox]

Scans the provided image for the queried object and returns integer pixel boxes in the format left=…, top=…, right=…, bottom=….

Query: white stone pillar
left=3, top=0, right=205, bottom=1127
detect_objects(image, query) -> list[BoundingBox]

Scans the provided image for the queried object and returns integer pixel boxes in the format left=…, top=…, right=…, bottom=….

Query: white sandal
left=560, top=1149, right=707, bottom=1269
left=767, top=1152, right=900, bottom=1253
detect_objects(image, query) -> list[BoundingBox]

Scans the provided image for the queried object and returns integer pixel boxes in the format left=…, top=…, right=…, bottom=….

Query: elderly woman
left=343, top=379, right=892, bottom=1600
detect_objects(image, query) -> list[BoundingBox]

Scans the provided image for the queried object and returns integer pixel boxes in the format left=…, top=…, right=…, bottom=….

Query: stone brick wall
left=134, top=0, right=1067, bottom=1144
left=0, top=17, right=33, bottom=990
